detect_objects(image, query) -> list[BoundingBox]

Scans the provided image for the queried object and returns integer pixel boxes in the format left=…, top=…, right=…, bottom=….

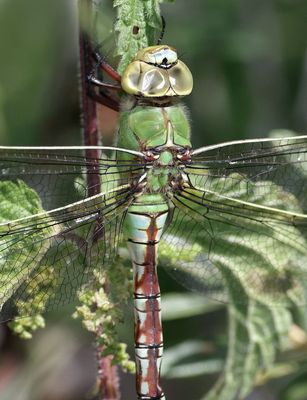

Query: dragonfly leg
left=86, top=67, right=121, bottom=111
left=87, top=73, right=121, bottom=91
left=86, top=54, right=121, bottom=111
left=82, top=33, right=120, bottom=81
left=91, top=48, right=122, bottom=83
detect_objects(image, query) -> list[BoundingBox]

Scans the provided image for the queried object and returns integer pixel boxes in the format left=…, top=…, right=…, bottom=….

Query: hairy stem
left=79, top=0, right=101, bottom=196
left=78, top=1, right=120, bottom=399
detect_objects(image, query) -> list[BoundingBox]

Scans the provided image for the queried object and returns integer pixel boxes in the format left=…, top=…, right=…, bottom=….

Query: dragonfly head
left=121, top=45, right=193, bottom=98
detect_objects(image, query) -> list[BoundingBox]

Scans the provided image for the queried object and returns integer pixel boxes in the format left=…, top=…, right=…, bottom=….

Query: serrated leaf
left=0, top=180, right=44, bottom=221
left=114, top=0, right=162, bottom=73
left=0, top=181, right=89, bottom=331
left=203, top=301, right=292, bottom=400
left=0, top=180, right=52, bottom=307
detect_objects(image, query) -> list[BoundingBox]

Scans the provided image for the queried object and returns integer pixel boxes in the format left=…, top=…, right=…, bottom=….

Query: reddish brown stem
left=97, top=351, right=120, bottom=400
left=79, top=31, right=101, bottom=196
left=78, top=1, right=121, bottom=400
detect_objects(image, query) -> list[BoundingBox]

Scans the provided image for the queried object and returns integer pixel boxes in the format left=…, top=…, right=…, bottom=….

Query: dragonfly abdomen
left=124, top=205, right=168, bottom=400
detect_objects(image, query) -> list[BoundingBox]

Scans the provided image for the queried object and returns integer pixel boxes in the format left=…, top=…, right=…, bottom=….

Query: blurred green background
left=0, top=0, right=307, bottom=399
left=1, top=0, right=306, bottom=147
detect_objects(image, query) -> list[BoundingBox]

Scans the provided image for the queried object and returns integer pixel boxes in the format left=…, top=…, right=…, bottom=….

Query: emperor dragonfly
left=1, top=44, right=307, bottom=400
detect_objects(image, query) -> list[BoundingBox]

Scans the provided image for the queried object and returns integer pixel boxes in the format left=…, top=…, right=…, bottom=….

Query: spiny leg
left=92, top=47, right=122, bottom=83
left=86, top=44, right=122, bottom=111
left=86, top=71, right=121, bottom=111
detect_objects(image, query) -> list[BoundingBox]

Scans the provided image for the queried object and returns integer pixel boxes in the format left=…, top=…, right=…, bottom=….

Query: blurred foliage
left=0, top=1, right=307, bottom=400
left=1, top=0, right=306, bottom=147
left=160, top=0, right=307, bottom=148
left=0, top=0, right=79, bottom=146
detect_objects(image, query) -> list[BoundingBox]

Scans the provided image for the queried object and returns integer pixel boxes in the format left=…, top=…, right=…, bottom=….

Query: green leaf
left=0, top=180, right=51, bottom=306
left=162, top=292, right=222, bottom=321
left=114, top=0, right=162, bottom=73
left=203, top=301, right=292, bottom=400
left=283, top=379, right=307, bottom=400
left=0, top=180, right=89, bottom=338
left=0, top=180, right=56, bottom=337
left=163, top=340, right=223, bottom=378
left=0, top=180, right=44, bottom=221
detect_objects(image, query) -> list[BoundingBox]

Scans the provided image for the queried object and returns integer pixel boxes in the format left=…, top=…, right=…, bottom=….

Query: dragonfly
left=1, top=43, right=307, bottom=400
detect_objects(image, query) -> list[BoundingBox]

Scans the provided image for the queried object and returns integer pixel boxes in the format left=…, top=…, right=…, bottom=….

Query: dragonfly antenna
left=157, top=16, right=166, bottom=45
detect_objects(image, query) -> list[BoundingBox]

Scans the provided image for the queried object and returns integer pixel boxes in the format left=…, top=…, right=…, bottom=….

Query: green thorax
left=117, top=103, right=191, bottom=195
left=117, top=104, right=191, bottom=156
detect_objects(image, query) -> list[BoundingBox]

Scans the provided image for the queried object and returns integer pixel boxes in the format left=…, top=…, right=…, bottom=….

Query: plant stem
left=79, top=22, right=101, bottom=196
left=96, top=343, right=120, bottom=400
left=78, top=1, right=120, bottom=399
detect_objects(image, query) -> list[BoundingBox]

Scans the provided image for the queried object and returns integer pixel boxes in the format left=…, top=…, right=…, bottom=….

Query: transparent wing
left=0, top=146, right=145, bottom=209
left=0, top=147, right=145, bottom=321
left=160, top=136, right=307, bottom=307
left=189, top=135, right=307, bottom=212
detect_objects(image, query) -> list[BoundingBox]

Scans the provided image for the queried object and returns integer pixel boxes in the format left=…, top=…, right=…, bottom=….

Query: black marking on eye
left=146, top=60, right=177, bottom=70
